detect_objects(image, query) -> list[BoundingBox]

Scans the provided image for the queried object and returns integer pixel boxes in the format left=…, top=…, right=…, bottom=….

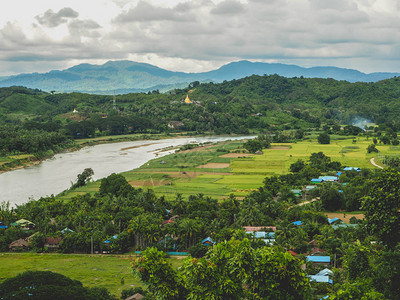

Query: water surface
left=0, top=136, right=252, bottom=206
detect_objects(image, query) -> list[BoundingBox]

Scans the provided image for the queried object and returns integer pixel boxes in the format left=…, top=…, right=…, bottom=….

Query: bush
left=317, top=132, right=330, bottom=144
left=367, top=144, right=378, bottom=153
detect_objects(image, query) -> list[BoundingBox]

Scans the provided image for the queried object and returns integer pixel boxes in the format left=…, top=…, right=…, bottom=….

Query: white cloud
left=35, top=8, right=79, bottom=28
left=0, top=0, right=400, bottom=76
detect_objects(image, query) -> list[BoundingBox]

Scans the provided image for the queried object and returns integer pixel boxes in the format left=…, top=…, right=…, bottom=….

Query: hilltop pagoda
left=184, top=94, right=192, bottom=104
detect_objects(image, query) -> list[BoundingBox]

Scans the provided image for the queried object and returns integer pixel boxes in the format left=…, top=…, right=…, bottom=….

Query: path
left=370, top=157, right=384, bottom=169
left=290, top=197, right=319, bottom=209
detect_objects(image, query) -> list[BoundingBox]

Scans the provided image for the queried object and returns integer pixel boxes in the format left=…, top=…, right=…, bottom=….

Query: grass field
left=57, top=135, right=397, bottom=201
left=0, top=253, right=184, bottom=297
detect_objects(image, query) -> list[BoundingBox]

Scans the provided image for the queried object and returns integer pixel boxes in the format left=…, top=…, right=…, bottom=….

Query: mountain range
left=0, top=60, right=399, bottom=94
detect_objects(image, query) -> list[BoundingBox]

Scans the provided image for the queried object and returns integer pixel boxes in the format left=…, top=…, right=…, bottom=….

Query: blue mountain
left=0, top=60, right=398, bottom=94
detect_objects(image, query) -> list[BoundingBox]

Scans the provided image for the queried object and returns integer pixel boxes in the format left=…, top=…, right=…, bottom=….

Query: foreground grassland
left=0, top=253, right=183, bottom=297
left=57, top=135, right=398, bottom=201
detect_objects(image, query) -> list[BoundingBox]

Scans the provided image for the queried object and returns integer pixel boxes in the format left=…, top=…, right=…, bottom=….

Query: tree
left=320, top=183, right=343, bottom=211
left=99, top=173, right=133, bottom=197
left=132, top=247, right=186, bottom=299
left=72, top=168, right=94, bottom=189
left=317, top=132, right=330, bottom=144
left=132, top=239, right=311, bottom=300
left=290, top=159, right=306, bottom=173
left=367, top=144, right=378, bottom=153
left=0, top=271, right=114, bottom=300
left=362, top=168, right=400, bottom=248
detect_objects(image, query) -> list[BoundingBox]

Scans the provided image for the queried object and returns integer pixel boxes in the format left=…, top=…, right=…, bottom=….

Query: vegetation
left=0, top=270, right=115, bottom=300
left=2, top=74, right=400, bottom=298
left=133, top=239, right=311, bottom=299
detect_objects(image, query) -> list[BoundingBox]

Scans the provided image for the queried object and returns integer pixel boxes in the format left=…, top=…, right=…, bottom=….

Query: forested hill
left=1, top=74, right=400, bottom=136
left=0, top=60, right=399, bottom=94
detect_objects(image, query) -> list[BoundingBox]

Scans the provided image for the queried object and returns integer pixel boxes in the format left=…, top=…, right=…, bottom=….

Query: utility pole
left=113, top=91, right=117, bottom=110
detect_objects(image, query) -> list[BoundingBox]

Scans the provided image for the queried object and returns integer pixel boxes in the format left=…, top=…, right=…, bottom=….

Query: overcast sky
left=1, top=0, right=400, bottom=76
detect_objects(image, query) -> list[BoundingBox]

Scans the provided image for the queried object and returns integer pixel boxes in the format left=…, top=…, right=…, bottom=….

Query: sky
left=1, top=0, right=400, bottom=76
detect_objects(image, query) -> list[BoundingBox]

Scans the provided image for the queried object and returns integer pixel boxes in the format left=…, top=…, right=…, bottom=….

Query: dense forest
left=2, top=74, right=400, bottom=159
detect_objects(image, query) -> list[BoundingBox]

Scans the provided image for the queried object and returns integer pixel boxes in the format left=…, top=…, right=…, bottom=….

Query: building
left=201, top=237, right=215, bottom=246
left=343, top=167, right=361, bottom=172
left=243, top=226, right=277, bottom=232
left=11, top=219, right=35, bottom=230
left=184, top=94, right=192, bottom=104
left=44, top=237, right=62, bottom=251
left=168, top=121, right=184, bottom=129
left=307, top=256, right=331, bottom=267
left=9, top=238, right=30, bottom=251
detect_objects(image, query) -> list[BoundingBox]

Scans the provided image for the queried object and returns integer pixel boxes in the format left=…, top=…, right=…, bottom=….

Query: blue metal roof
left=319, top=176, right=338, bottom=181
left=328, top=217, right=340, bottom=224
left=311, top=178, right=323, bottom=183
left=343, top=167, right=360, bottom=171
left=307, top=256, right=331, bottom=263
left=293, top=221, right=303, bottom=226
left=201, top=237, right=215, bottom=245
left=309, top=275, right=333, bottom=284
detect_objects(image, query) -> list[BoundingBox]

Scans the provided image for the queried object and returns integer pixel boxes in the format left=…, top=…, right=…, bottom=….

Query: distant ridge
left=0, top=60, right=398, bottom=94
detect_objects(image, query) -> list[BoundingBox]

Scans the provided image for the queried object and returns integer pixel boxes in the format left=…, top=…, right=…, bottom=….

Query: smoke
left=352, top=117, right=371, bottom=130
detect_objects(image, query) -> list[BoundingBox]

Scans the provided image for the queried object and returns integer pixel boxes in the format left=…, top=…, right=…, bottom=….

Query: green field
left=57, top=136, right=396, bottom=201
left=0, top=253, right=183, bottom=297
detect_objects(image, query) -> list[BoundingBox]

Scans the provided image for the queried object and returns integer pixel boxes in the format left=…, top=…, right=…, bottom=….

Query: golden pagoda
left=184, top=94, right=192, bottom=104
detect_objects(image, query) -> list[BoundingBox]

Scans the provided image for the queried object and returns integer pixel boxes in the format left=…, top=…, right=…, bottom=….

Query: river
left=0, top=136, right=253, bottom=206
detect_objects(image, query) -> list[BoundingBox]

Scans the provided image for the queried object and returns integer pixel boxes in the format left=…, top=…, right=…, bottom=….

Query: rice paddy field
left=57, top=135, right=398, bottom=201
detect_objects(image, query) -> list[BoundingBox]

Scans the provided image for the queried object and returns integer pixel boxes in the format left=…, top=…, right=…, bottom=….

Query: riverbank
left=1, top=135, right=253, bottom=206
left=0, top=132, right=197, bottom=174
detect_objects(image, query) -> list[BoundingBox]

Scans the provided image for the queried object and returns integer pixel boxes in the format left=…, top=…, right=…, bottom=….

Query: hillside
left=1, top=75, right=400, bottom=129
left=0, top=60, right=399, bottom=94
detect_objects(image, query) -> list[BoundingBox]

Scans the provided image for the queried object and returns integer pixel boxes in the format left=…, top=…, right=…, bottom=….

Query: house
left=288, top=250, right=298, bottom=256
left=126, top=293, right=144, bottom=300
left=293, top=221, right=303, bottom=226
left=243, top=226, right=277, bottom=232
left=0, top=222, right=8, bottom=229
left=309, top=247, right=326, bottom=256
left=291, top=189, right=303, bottom=197
left=305, top=185, right=317, bottom=192
left=61, top=227, right=74, bottom=234
left=307, top=256, right=331, bottom=267
left=44, top=237, right=62, bottom=251
left=316, top=268, right=334, bottom=277
left=201, top=237, right=215, bottom=246
left=332, top=224, right=357, bottom=230
left=311, top=178, right=323, bottom=183
left=343, top=167, right=361, bottom=172
left=9, top=238, right=30, bottom=251
left=11, top=219, right=35, bottom=230
left=246, top=231, right=275, bottom=245
left=318, top=176, right=339, bottom=182
left=309, top=275, right=333, bottom=284
left=168, top=121, right=184, bottom=129
left=328, top=217, right=341, bottom=225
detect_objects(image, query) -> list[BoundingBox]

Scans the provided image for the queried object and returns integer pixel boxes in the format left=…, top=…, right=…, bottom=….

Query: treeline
left=2, top=74, right=400, bottom=140
left=0, top=126, right=72, bottom=156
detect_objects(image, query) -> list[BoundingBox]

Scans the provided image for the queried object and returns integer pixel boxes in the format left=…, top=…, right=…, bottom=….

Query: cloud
left=114, top=1, right=191, bottom=23
left=35, top=7, right=79, bottom=28
left=210, top=0, right=245, bottom=15
left=2, top=0, right=400, bottom=76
